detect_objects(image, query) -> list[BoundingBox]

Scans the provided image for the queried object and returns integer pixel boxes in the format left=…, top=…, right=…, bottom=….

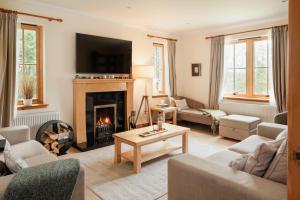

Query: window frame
left=223, top=36, right=270, bottom=102
left=152, top=43, right=166, bottom=96
left=17, top=24, right=45, bottom=109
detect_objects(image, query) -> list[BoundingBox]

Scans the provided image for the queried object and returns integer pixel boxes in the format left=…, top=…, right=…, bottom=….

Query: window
left=223, top=36, right=270, bottom=102
left=17, top=24, right=45, bottom=108
left=152, top=43, right=166, bottom=95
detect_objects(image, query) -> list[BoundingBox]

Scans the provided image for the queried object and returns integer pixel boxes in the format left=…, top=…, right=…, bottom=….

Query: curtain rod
left=147, top=34, right=178, bottom=42
left=205, top=24, right=288, bottom=39
left=0, top=7, right=63, bottom=22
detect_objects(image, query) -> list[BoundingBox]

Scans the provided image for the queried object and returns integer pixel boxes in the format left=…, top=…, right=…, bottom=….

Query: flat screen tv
left=76, top=33, right=132, bottom=74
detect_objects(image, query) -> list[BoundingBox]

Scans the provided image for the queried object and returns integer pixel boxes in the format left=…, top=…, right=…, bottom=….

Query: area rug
left=90, top=158, right=168, bottom=200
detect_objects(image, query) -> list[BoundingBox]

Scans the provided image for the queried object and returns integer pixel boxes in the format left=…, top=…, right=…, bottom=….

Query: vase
left=23, top=99, right=33, bottom=106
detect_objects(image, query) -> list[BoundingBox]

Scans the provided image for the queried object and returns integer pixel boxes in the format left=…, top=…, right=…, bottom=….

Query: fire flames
left=96, top=116, right=112, bottom=126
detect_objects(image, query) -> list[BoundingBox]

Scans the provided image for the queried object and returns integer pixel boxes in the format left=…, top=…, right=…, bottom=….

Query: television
left=76, top=33, right=132, bottom=74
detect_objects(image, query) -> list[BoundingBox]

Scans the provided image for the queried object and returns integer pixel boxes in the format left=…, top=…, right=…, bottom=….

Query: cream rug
left=62, top=127, right=236, bottom=200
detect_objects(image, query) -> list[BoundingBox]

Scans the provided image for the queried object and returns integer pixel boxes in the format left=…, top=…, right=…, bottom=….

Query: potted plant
left=20, top=74, right=35, bottom=106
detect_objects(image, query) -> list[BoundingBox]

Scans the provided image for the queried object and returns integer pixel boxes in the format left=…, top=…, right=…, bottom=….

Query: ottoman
left=219, top=115, right=261, bottom=141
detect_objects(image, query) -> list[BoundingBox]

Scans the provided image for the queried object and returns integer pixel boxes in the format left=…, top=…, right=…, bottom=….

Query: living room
left=0, top=0, right=299, bottom=200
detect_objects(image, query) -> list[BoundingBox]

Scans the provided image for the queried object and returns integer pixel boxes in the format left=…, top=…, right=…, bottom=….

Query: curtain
left=0, top=12, right=18, bottom=127
left=168, top=40, right=177, bottom=97
left=272, top=25, right=288, bottom=113
left=208, top=36, right=225, bottom=109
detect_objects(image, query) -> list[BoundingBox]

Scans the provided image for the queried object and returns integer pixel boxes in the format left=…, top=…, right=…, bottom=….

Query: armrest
left=168, top=154, right=286, bottom=200
left=257, top=122, right=287, bottom=140
left=0, top=126, right=30, bottom=145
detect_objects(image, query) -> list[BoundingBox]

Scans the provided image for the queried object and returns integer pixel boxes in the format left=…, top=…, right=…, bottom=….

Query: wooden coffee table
left=113, top=123, right=190, bottom=173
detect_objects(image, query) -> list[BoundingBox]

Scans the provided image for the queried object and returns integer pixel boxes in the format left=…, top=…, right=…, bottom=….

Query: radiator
left=13, top=111, right=60, bottom=139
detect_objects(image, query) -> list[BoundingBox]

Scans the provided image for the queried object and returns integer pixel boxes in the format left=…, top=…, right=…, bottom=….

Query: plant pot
left=23, top=99, right=33, bottom=106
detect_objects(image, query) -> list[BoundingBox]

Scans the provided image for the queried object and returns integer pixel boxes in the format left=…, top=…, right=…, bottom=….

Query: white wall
left=176, top=19, right=288, bottom=122
left=2, top=0, right=176, bottom=125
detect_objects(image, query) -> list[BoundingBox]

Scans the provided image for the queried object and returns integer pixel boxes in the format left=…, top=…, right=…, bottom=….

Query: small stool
left=219, top=115, right=261, bottom=141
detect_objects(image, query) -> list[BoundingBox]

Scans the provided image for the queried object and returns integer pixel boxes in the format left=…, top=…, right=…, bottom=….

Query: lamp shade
left=133, top=65, right=154, bottom=79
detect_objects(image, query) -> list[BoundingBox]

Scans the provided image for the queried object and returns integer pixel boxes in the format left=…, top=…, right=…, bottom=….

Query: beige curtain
left=0, top=12, right=18, bottom=127
left=272, top=25, right=288, bottom=113
left=208, top=36, right=225, bottom=109
left=168, top=40, right=177, bottom=97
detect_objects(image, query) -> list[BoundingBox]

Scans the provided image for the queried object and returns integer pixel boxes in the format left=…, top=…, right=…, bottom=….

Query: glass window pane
left=254, top=68, right=268, bottom=95
left=224, top=44, right=234, bottom=68
left=254, top=40, right=268, bottom=68
left=18, top=65, right=38, bottom=100
left=17, top=29, right=23, bottom=64
left=24, top=29, right=37, bottom=64
left=235, top=42, right=246, bottom=69
left=234, top=69, right=246, bottom=94
left=224, top=69, right=234, bottom=93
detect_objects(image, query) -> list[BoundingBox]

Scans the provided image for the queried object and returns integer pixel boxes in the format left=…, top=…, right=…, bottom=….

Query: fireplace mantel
left=73, top=78, right=134, bottom=146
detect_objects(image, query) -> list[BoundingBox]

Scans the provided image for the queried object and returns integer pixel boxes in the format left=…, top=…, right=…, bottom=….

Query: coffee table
left=113, top=123, right=190, bottom=173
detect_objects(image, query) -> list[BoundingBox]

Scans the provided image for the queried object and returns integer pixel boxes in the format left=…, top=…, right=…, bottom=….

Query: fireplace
left=83, top=91, right=125, bottom=150
left=94, top=104, right=116, bottom=144
left=73, top=78, right=134, bottom=152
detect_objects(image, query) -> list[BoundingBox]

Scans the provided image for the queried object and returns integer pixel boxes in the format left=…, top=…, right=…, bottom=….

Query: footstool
left=219, top=115, right=261, bottom=141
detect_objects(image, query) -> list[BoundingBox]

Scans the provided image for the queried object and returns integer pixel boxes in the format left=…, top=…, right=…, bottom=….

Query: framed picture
left=192, top=63, right=201, bottom=76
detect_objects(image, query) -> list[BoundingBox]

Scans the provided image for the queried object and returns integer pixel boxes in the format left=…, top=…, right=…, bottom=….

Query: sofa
left=168, top=122, right=287, bottom=200
left=171, top=96, right=227, bottom=133
left=0, top=126, right=85, bottom=200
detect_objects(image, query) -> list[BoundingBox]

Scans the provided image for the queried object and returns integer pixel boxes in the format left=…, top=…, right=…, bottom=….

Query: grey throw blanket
left=4, top=158, right=80, bottom=200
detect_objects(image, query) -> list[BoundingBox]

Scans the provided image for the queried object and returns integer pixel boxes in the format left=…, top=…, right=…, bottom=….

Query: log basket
left=36, top=120, right=74, bottom=156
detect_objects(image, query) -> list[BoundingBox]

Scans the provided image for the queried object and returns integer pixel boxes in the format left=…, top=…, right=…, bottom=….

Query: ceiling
left=26, top=0, right=288, bottom=33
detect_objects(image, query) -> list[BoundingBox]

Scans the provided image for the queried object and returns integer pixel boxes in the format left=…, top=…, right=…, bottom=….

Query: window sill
left=17, top=104, right=48, bottom=111
left=152, top=94, right=168, bottom=98
left=223, top=96, right=269, bottom=103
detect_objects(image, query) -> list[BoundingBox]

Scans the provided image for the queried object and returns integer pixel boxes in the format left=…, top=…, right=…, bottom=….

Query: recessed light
left=126, top=6, right=132, bottom=9
left=185, top=22, right=190, bottom=25
left=282, top=0, right=288, bottom=2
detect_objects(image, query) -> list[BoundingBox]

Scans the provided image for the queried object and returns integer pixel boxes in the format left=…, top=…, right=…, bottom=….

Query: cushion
left=241, top=139, right=283, bottom=177
left=264, top=139, right=288, bottom=184
left=276, top=130, right=288, bottom=140
left=228, top=135, right=272, bottom=154
left=8, top=140, right=49, bottom=160
left=174, top=99, right=189, bottom=111
left=205, top=150, right=242, bottom=166
left=220, top=115, right=261, bottom=130
left=4, top=145, right=28, bottom=173
left=228, top=154, right=249, bottom=170
left=24, top=153, right=58, bottom=167
left=0, top=134, right=10, bottom=162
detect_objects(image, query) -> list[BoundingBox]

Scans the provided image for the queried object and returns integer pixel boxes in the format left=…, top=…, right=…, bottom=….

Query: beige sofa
left=172, top=96, right=226, bottom=133
left=0, top=126, right=85, bottom=200
left=168, top=122, right=287, bottom=200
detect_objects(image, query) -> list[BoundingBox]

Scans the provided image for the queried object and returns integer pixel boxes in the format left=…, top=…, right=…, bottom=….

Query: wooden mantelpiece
left=73, top=78, right=134, bottom=146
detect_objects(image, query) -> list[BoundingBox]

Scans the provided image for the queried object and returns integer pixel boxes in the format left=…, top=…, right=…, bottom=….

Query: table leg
left=182, top=132, right=189, bottom=153
left=173, top=110, right=177, bottom=125
left=133, top=145, right=141, bottom=173
left=162, top=112, right=166, bottom=122
left=114, top=139, right=121, bottom=163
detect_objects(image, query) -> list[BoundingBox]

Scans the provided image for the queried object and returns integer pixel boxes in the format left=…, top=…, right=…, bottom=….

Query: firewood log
left=44, top=131, right=58, bottom=140
left=43, top=143, right=50, bottom=150
left=40, top=134, right=54, bottom=144
left=58, top=144, right=64, bottom=150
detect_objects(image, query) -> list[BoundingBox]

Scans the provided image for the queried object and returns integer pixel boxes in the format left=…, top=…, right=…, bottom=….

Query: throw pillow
left=174, top=99, right=189, bottom=111
left=228, top=154, right=249, bottom=170
left=243, top=139, right=283, bottom=177
left=0, top=160, right=12, bottom=176
left=2, top=135, right=28, bottom=173
left=276, top=130, right=288, bottom=140
left=264, top=139, right=287, bottom=184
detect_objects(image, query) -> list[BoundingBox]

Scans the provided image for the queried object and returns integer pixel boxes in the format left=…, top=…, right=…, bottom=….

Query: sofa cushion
left=174, top=99, right=189, bottom=111
left=9, top=140, right=49, bottom=160
left=205, top=150, right=242, bottom=166
left=228, top=135, right=272, bottom=154
left=264, top=139, right=288, bottom=184
left=4, top=145, right=28, bottom=173
left=276, top=130, right=288, bottom=140
left=220, top=115, right=261, bottom=130
left=24, top=153, right=58, bottom=167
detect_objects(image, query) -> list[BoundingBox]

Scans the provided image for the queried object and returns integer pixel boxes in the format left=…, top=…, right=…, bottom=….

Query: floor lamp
left=133, top=65, right=154, bottom=127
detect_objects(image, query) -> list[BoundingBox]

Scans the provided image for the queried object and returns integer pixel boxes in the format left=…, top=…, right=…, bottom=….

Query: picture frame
left=192, top=63, right=201, bottom=76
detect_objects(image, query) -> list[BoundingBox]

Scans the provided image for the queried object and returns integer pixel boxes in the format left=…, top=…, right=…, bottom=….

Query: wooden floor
left=67, top=123, right=236, bottom=200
